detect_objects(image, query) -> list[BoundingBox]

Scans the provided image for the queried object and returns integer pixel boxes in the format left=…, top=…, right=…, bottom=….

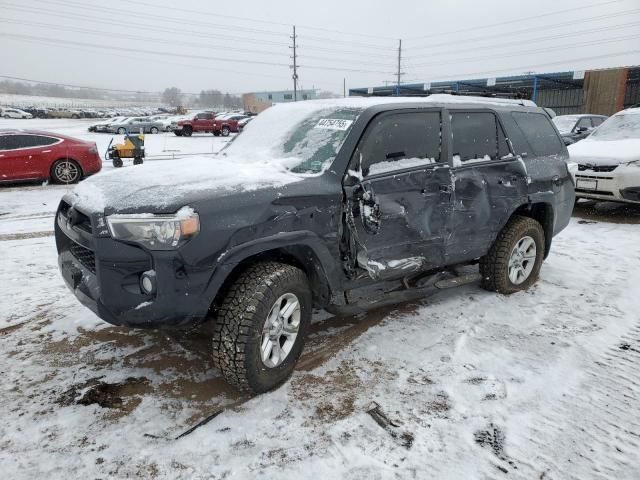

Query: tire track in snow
left=513, top=325, right=640, bottom=479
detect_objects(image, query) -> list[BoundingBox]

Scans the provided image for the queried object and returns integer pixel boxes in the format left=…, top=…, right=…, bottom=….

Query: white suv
left=568, top=107, right=640, bottom=204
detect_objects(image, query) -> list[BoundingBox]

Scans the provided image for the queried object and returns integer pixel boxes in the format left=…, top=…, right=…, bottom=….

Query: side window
left=7, top=135, right=32, bottom=149
left=451, top=112, right=508, bottom=163
left=511, top=112, right=564, bottom=157
left=353, top=111, right=442, bottom=177
left=576, top=117, right=591, bottom=130
left=0, top=135, right=8, bottom=151
left=30, top=136, right=59, bottom=147
left=591, top=117, right=605, bottom=127
left=195, top=113, right=205, bottom=119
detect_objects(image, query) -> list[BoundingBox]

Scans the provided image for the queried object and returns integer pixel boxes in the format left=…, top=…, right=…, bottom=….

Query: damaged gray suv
left=56, top=95, right=574, bottom=393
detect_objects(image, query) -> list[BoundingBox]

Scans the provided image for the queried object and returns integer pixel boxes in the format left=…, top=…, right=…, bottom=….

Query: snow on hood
left=70, top=155, right=302, bottom=213
left=568, top=137, right=640, bottom=165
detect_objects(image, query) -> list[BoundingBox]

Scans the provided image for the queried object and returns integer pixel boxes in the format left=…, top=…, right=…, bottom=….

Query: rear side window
left=591, top=117, right=605, bottom=127
left=451, top=112, right=510, bottom=163
left=511, top=112, right=564, bottom=156
left=354, top=111, right=442, bottom=176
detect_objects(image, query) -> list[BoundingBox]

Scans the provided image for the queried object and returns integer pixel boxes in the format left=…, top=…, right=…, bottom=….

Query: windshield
left=590, top=112, right=640, bottom=140
left=222, top=103, right=364, bottom=174
left=552, top=116, right=579, bottom=134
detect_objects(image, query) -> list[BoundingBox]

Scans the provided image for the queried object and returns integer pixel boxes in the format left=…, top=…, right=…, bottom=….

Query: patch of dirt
left=465, top=376, right=487, bottom=385
left=474, top=423, right=506, bottom=458
left=57, top=376, right=151, bottom=412
left=0, top=231, right=53, bottom=241
left=425, top=391, right=451, bottom=415
left=573, top=201, right=640, bottom=225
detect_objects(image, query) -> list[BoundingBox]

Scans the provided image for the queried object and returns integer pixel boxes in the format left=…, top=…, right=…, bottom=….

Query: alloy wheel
left=508, top=235, right=537, bottom=285
left=260, top=293, right=301, bottom=368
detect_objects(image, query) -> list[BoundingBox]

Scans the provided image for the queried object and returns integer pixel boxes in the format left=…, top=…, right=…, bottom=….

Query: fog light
left=140, top=270, right=156, bottom=294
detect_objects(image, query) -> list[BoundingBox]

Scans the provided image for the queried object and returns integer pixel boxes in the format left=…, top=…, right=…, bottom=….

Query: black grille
left=69, top=243, right=96, bottom=274
left=578, top=164, right=618, bottom=172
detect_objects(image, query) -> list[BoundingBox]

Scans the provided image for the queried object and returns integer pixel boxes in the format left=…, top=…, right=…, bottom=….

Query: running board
left=434, top=272, right=482, bottom=289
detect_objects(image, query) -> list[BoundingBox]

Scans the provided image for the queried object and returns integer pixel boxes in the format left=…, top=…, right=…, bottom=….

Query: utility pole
left=396, top=39, right=402, bottom=96
left=343, top=78, right=346, bottom=98
left=291, top=25, right=298, bottom=101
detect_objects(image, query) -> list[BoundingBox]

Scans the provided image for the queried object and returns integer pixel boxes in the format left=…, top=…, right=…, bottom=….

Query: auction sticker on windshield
left=314, top=118, right=353, bottom=130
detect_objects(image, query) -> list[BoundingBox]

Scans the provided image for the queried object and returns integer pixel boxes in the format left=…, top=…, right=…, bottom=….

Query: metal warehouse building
left=350, top=66, right=640, bottom=116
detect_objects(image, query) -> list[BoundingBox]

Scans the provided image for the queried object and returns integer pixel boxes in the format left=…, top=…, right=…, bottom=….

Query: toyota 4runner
left=56, top=95, right=574, bottom=393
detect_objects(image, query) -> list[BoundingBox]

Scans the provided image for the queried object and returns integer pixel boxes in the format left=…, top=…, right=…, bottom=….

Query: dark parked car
left=552, top=114, right=607, bottom=145
left=1, top=129, right=101, bottom=183
left=55, top=97, right=574, bottom=393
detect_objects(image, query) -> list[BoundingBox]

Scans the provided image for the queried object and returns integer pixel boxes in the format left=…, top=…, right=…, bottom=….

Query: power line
left=30, top=0, right=290, bottom=38
left=406, top=8, right=640, bottom=51
left=410, top=33, right=640, bottom=70
left=110, top=0, right=399, bottom=41
left=405, top=0, right=625, bottom=40
left=404, top=20, right=640, bottom=61
left=0, top=18, right=289, bottom=59
left=0, top=33, right=291, bottom=68
left=2, top=5, right=291, bottom=48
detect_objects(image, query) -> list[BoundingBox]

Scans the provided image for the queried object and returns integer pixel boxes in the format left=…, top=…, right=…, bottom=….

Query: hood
left=69, top=155, right=303, bottom=214
left=568, top=137, right=640, bottom=165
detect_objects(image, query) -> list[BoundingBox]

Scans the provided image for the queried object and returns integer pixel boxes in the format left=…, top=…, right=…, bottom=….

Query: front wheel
left=150, top=127, right=159, bottom=134
left=117, top=127, right=126, bottom=135
left=182, top=127, right=192, bottom=137
left=221, top=126, right=230, bottom=137
left=212, top=262, right=311, bottom=394
left=480, top=215, right=545, bottom=294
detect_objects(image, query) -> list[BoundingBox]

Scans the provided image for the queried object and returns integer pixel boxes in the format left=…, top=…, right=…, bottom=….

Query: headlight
left=106, top=207, right=199, bottom=250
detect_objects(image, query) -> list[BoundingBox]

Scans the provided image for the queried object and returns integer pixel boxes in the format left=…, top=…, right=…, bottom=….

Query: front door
left=343, top=109, right=452, bottom=279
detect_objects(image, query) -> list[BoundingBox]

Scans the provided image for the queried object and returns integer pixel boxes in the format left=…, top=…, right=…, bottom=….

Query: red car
left=0, top=130, right=102, bottom=184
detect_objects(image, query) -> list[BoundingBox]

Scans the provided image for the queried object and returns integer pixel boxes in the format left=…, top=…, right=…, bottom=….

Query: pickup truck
left=173, top=112, right=239, bottom=137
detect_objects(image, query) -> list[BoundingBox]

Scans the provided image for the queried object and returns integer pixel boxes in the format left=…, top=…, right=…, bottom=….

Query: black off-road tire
left=133, top=157, right=143, bottom=165
left=174, top=130, right=183, bottom=137
left=112, top=158, right=123, bottom=168
left=212, top=262, right=312, bottom=394
left=182, top=126, right=193, bottom=137
left=480, top=215, right=545, bottom=294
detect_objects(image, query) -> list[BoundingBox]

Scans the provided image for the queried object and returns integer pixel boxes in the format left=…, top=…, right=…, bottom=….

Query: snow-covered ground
left=0, top=93, right=159, bottom=109
left=1, top=118, right=640, bottom=478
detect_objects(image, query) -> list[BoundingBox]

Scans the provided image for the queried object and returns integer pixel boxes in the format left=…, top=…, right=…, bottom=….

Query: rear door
left=343, top=109, right=452, bottom=279
left=446, top=110, right=528, bottom=263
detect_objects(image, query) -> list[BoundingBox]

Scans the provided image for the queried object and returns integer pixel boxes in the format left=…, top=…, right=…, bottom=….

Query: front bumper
left=570, top=163, right=640, bottom=204
left=55, top=203, right=213, bottom=329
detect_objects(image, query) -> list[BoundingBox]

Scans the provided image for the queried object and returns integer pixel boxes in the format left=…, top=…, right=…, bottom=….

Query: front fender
left=202, top=230, right=342, bottom=309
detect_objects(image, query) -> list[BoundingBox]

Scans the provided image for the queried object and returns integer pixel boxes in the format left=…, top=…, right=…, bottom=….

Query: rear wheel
left=182, top=126, right=193, bottom=137
left=117, top=127, right=126, bottom=135
left=480, top=215, right=545, bottom=294
left=150, top=127, right=159, bottom=134
left=212, top=262, right=311, bottom=394
left=51, top=159, right=82, bottom=184
left=221, top=126, right=230, bottom=137
left=174, top=130, right=183, bottom=136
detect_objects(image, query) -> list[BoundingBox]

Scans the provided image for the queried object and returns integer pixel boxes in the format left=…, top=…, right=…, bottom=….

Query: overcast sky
left=1, top=0, right=639, bottom=96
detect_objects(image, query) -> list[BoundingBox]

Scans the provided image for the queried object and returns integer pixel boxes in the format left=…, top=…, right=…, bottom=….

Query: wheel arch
left=206, top=237, right=341, bottom=317
left=512, top=201, right=554, bottom=258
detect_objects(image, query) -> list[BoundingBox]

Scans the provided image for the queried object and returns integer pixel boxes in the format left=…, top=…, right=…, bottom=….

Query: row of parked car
left=86, top=110, right=256, bottom=136
left=0, top=105, right=170, bottom=119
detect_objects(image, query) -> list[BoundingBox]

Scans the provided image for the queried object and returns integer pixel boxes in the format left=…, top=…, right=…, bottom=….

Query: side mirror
left=576, top=126, right=588, bottom=133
